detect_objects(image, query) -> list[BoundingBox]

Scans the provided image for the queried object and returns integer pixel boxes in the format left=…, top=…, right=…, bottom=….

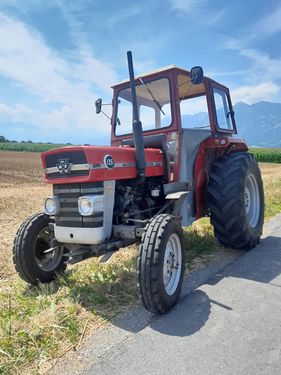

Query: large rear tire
left=13, top=213, right=66, bottom=285
left=138, top=214, right=184, bottom=314
left=208, top=152, right=264, bottom=250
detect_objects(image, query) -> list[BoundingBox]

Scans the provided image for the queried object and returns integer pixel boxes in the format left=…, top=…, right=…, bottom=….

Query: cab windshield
left=115, top=77, right=172, bottom=136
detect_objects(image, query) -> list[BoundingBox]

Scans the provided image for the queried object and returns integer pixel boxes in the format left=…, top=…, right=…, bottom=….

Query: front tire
left=138, top=214, right=185, bottom=314
left=13, top=213, right=66, bottom=285
left=208, top=152, right=264, bottom=250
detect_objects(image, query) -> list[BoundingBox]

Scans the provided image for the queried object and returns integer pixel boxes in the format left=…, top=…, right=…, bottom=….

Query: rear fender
left=194, top=137, right=248, bottom=219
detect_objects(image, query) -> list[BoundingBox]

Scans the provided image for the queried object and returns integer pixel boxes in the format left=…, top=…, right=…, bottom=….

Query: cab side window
left=179, top=95, right=210, bottom=129
left=213, top=88, right=233, bottom=131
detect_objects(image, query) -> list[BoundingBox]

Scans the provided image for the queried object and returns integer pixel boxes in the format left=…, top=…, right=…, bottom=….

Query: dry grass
left=259, top=163, right=281, bottom=219
left=0, top=152, right=51, bottom=280
left=0, top=150, right=280, bottom=374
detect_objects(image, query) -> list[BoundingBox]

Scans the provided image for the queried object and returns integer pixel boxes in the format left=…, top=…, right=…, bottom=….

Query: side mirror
left=190, top=66, right=204, bottom=85
left=95, top=98, right=102, bottom=114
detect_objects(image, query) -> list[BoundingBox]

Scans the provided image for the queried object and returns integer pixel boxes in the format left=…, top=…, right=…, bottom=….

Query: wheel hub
left=34, top=227, right=64, bottom=272
left=244, top=187, right=251, bottom=213
left=163, top=233, right=182, bottom=296
left=245, top=173, right=260, bottom=228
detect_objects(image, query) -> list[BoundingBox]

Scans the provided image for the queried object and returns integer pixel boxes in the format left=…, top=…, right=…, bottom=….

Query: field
left=250, top=147, right=281, bottom=163
left=0, top=142, right=66, bottom=153
left=0, top=150, right=281, bottom=374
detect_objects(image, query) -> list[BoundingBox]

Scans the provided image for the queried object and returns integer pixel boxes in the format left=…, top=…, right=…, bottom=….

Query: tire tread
left=208, top=152, right=264, bottom=250
left=13, top=213, right=66, bottom=284
left=138, top=214, right=184, bottom=314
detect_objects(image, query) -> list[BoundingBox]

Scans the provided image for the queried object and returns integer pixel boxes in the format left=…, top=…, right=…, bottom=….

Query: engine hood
left=41, top=145, right=164, bottom=184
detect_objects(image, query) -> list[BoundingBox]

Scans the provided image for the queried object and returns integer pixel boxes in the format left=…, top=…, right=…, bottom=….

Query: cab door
left=211, top=84, right=237, bottom=134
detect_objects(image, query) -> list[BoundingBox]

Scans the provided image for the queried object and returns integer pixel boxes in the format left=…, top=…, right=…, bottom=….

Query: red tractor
left=13, top=52, right=264, bottom=314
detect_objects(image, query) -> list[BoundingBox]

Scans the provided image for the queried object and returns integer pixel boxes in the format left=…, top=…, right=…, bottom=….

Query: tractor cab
left=109, top=65, right=239, bottom=223
left=110, top=65, right=237, bottom=183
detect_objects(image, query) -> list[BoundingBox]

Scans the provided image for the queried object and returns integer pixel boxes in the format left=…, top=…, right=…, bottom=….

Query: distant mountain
left=182, top=101, right=281, bottom=147
left=234, top=101, right=281, bottom=147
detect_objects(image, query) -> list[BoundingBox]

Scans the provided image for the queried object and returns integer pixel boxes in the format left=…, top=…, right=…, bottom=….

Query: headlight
left=78, top=195, right=104, bottom=216
left=44, top=196, right=60, bottom=215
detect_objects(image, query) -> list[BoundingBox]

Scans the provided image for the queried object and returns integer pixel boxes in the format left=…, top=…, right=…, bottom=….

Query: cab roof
left=111, top=65, right=182, bottom=88
left=116, top=64, right=210, bottom=86
left=111, top=64, right=227, bottom=99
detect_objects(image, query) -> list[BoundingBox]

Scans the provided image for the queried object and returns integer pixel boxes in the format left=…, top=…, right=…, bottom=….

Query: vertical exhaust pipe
left=127, top=51, right=146, bottom=183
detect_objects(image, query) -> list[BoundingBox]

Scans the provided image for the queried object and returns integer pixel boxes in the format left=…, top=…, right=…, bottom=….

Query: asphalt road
left=82, top=217, right=281, bottom=375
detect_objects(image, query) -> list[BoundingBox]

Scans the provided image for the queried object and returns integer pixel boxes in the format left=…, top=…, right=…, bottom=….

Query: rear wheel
left=138, top=214, right=184, bottom=314
left=13, top=213, right=66, bottom=285
left=208, top=152, right=264, bottom=249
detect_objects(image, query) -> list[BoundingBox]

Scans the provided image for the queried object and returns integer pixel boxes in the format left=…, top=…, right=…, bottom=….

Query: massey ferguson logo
left=57, top=158, right=72, bottom=174
left=104, top=154, right=115, bottom=169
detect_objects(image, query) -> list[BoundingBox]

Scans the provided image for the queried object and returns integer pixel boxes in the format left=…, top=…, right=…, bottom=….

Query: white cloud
left=170, top=0, right=207, bottom=14
left=232, top=82, right=280, bottom=105
left=255, top=5, right=281, bottom=36
left=0, top=0, right=47, bottom=11
left=220, top=36, right=281, bottom=104
left=169, top=0, right=225, bottom=26
left=106, top=5, right=142, bottom=27
left=0, top=13, right=117, bottom=98
left=0, top=12, right=118, bottom=139
left=239, top=48, right=281, bottom=81
left=224, top=38, right=281, bottom=90
left=224, top=38, right=244, bottom=51
left=0, top=100, right=113, bottom=144
left=205, top=9, right=225, bottom=26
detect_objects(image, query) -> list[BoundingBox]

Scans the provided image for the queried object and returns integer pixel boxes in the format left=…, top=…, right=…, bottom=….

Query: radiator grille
left=46, top=150, right=89, bottom=179
left=53, top=183, right=104, bottom=228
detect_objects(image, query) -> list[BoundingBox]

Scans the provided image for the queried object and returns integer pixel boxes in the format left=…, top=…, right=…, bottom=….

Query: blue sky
left=0, top=0, right=281, bottom=144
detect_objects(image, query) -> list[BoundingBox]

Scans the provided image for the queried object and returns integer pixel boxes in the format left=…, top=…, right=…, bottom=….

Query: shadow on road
left=150, top=235, right=281, bottom=337
left=207, top=236, right=281, bottom=286
left=150, top=290, right=211, bottom=336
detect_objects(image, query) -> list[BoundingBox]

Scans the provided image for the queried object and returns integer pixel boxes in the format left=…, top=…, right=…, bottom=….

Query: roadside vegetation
left=250, top=147, right=281, bottom=163
left=0, top=150, right=281, bottom=374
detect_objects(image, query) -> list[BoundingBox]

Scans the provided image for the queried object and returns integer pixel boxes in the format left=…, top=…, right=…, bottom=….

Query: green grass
left=0, top=142, right=67, bottom=152
left=251, top=148, right=281, bottom=163
left=183, top=219, right=219, bottom=268
left=0, top=254, right=139, bottom=374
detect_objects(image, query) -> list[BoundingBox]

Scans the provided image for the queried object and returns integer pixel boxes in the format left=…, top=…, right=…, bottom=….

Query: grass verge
left=0, top=220, right=219, bottom=374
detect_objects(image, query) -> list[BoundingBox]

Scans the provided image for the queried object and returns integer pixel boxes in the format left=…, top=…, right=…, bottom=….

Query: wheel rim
left=163, top=233, right=182, bottom=296
left=34, top=226, right=64, bottom=272
left=245, top=173, right=260, bottom=228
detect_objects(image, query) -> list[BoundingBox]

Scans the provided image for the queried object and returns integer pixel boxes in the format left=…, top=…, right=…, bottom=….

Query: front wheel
left=13, top=213, right=66, bottom=285
left=138, top=214, right=185, bottom=314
